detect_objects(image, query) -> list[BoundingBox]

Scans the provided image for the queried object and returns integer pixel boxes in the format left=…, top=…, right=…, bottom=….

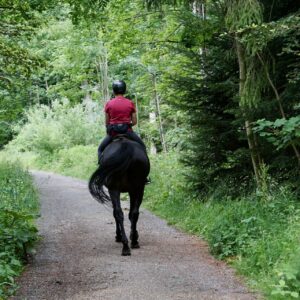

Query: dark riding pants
left=98, top=131, right=146, bottom=161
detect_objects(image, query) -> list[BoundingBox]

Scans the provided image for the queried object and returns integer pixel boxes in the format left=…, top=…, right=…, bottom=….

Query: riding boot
left=98, top=135, right=113, bottom=164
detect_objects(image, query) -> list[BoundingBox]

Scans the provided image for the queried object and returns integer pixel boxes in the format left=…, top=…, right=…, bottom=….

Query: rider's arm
left=104, top=101, right=110, bottom=126
left=105, top=113, right=110, bottom=125
left=131, top=113, right=137, bottom=126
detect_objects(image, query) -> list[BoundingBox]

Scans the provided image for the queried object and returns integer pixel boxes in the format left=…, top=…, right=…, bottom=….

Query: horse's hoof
left=131, top=242, right=140, bottom=249
left=122, top=249, right=131, bottom=256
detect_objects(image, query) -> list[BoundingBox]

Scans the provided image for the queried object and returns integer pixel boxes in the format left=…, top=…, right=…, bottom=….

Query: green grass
left=0, top=161, right=39, bottom=299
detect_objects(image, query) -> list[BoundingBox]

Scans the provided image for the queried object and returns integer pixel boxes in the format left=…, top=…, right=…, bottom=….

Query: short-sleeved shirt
left=104, top=96, right=136, bottom=125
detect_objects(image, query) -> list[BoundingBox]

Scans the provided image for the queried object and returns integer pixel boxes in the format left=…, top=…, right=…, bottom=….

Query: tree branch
left=129, top=39, right=182, bottom=45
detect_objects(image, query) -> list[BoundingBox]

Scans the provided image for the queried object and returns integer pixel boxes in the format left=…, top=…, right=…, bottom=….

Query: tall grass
left=0, top=161, right=39, bottom=299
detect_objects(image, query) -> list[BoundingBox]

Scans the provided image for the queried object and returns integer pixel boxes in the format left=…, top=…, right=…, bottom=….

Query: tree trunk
left=102, top=49, right=110, bottom=102
left=95, top=48, right=110, bottom=103
left=149, top=111, right=157, bottom=155
left=236, top=38, right=261, bottom=184
left=152, top=73, right=167, bottom=153
left=134, top=94, right=140, bottom=132
left=193, top=1, right=207, bottom=60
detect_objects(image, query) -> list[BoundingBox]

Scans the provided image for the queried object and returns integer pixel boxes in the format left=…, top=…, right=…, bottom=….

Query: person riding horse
left=98, top=80, right=146, bottom=160
left=90, top=80, right=150, bottom=255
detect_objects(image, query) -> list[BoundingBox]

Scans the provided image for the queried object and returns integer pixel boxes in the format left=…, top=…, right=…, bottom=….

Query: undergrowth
left=0, top=161, right=39, bottom=299
left=144, top=153, right=300, bottom=299
left=1, top=99, right=100, bottom=179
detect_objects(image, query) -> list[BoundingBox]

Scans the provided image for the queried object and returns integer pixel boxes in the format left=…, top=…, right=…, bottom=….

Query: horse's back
left=104, top=138, right=148, bottom=163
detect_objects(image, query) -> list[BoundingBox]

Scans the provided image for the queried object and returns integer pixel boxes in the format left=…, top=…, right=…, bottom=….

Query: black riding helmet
left=112, top=80, right=126, bottom=95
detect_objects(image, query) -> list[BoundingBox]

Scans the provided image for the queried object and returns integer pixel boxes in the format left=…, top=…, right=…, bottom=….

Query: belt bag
left=108, top=123, right=131, bottom=134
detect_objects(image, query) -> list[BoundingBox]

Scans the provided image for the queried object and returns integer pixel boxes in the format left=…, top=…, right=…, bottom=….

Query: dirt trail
left=12, top=171, right=257, bottom=300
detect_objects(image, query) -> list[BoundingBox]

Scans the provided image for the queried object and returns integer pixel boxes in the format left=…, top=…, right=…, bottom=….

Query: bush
left=7, top=99, right=105, bottom=155
left=42, top=145, right=97, bottom=179
left=0, top=161, right=39, bottom=298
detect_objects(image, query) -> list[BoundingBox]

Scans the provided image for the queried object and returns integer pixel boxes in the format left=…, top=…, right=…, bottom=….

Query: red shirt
left=104, top=96, right=136, bottom=124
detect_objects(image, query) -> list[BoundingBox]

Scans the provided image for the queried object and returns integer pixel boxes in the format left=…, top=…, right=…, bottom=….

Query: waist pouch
left=107, top=123, right=131, bottom=135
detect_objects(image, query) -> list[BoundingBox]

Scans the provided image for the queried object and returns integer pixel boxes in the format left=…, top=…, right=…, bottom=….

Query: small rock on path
left=12, top=171, right=258, bottom=300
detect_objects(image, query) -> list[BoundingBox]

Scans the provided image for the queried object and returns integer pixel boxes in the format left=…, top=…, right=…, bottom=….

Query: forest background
left=0, top=0, right=300, bottom=299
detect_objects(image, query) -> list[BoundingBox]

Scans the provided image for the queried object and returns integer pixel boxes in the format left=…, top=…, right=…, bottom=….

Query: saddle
left=111, top=134, right=134, bottom=143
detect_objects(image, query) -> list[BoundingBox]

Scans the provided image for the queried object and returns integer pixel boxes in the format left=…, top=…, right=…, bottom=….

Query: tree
left=0, top=0, right=47, bottom=147
left=142, top=0, right=300, bottom=192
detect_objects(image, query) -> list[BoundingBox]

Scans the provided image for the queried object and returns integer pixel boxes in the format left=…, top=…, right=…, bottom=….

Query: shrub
left=44, top=145, right=97, bottom=179
left=7, top=99, right=105, bottom=155
left=0, top=161, right=39, bottom=298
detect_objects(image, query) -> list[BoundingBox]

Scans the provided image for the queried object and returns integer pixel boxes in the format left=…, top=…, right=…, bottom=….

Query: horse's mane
left=88, top=141, right=134, bottom=204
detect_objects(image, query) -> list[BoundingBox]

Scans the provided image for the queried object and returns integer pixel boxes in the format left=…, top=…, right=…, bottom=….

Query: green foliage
left=255, top=117, right=300, bottom=150
left=0, top=1, right=47, bottom=148
left=38, top=145, right=97, bottom=179
left=238, top=15, right=300, bottom=55
left=2, top=98, right=102, bottom=179
left=0, top=161, right=39, bottom=298
left=7, top=99, right=105, bottom=156
left=65, top=0, right=109, bottom=23
left=28, top=17, right=108, bottom=104
left=271, top=249, right=300, bottom=299
left=0, top=4, right=108, bottom=148
left=225, top=0, right=263, bottom=31
left=208, top=192, right=298, bottom=262
left=144, top=153, right=300, bottom=299
left=0, top=0, right=45, bottom=83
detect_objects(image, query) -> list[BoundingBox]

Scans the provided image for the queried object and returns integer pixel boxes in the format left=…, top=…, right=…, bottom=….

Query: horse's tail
left=88, top=142, right=133, bottom=204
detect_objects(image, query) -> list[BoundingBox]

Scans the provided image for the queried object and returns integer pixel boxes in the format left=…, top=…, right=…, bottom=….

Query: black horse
left=89, top=136, right=150, bottom=256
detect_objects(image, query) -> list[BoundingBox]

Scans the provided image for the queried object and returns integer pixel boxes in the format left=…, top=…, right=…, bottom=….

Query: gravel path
left=12, top=171, right=258, bottom=300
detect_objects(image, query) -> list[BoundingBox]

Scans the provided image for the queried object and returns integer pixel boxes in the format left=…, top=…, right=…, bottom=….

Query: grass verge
left=0, top=161, right=39, bottom=299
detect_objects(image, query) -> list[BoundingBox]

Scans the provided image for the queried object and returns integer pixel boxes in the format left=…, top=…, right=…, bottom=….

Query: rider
left=98, top=80, right=146, bottom=161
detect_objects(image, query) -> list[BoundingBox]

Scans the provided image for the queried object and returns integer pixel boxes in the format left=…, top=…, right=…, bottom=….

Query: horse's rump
left=89, top=139, right=150, bottom=204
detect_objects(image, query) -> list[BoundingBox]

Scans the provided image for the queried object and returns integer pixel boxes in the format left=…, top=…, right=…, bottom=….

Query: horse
left=88, top=136, right=150, bottom=256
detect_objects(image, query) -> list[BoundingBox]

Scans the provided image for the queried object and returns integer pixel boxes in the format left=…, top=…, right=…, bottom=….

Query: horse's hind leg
left=129, top=188, right=144, bottom=249
left=109, top=189, right=130, bottom=256
left=114, top=220, right=122, bottom=243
